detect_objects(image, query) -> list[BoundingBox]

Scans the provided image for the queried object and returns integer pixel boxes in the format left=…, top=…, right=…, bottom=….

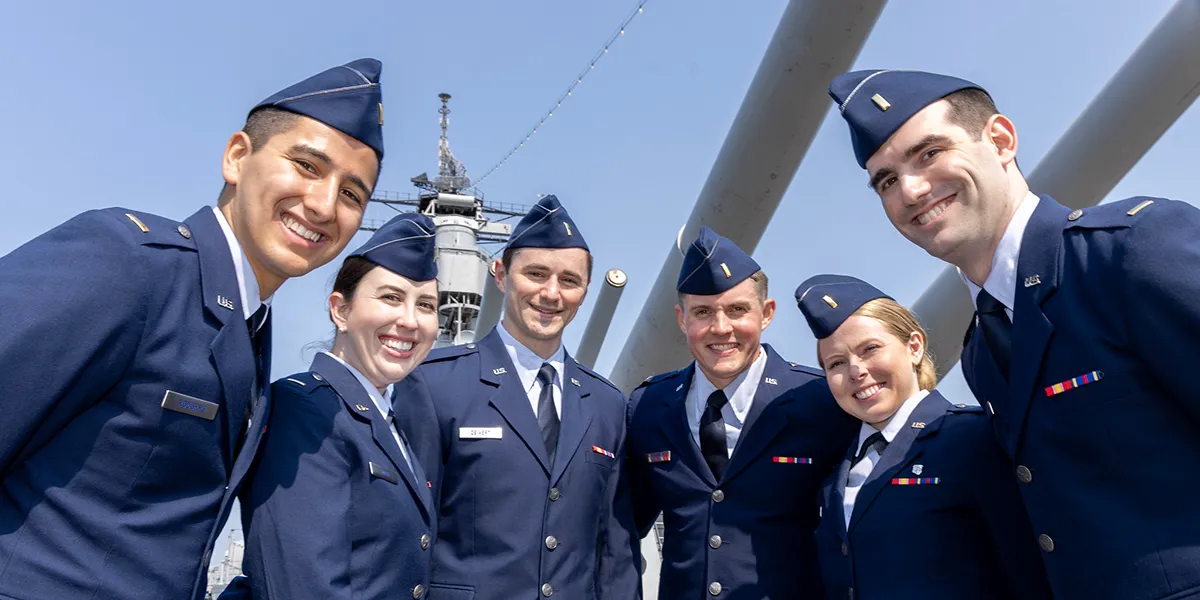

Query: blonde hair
left=816, top=297, right=937, bottom=391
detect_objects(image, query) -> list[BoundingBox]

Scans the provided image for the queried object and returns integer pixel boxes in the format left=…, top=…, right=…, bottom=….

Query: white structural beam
left=575, top=269, right=628, bottom=369
left=473, top=261, right=502, bottom=341
left=609, top=0, right=889, bottom=393
left=915, top=0, right=1200, bottom=378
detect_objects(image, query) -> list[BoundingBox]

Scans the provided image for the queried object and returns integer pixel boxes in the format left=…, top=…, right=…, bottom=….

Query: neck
left=218, top=202, right=284, bottom=299
left=501, top=317, right=560, bottom=361
left=957, top=184, right=1029, bottom=286
left=330, top=340, right=387, bottom=393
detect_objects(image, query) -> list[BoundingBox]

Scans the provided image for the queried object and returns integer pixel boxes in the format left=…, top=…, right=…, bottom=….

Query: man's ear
left=222, top=131, right=253, bottom=187
left=985, top=114, right=1018, bottom=169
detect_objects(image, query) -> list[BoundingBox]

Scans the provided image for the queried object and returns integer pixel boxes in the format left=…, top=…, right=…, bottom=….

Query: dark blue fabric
left=254, top=58, right=385, bottom=158
left=962, top=195, right=1200, bottom=600
left=0, top=207, right=270, bottom=599
left=349, top=212, right=438, bottom=282
left=676, top=226, right=761, bottom=295
left=391, top=329, right=639, bottom=600
left=626, top=346, right=858, bottom=599
left=506, top=194, right=589, bottom=252
left=815, top=392, right=1051, bottom=600
left=828, top=69, right=982, bottom=168
left=233, top=354, right=434, bottom=600
left=795, top=274, right=891, bottom=339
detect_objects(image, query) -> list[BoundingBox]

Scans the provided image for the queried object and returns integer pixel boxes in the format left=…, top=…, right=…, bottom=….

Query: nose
left=711, top=311, right=734, bottom=336
left=899, top=174, right=931, bottom=207
left=303, top=179, right=340, bottom=223
left=539, top=277, right=562, bottom=303
left=394, top=303, right=419, bottom=331
left=848, top=356, right=869, bottom=380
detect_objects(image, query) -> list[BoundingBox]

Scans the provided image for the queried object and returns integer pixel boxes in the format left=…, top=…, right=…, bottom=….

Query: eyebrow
left=290, top=143, right=371, bottom=197
left=866, top=134, right=955, bottom=190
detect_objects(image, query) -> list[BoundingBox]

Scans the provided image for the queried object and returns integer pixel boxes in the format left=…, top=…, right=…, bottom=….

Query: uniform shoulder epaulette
left=635, top=368, right=684, bottom=390
left=786, top=361, right=825, bottom=378
left=421, top=341, right=479, bottom=365
left=947, top=402, right=984, bottom=414
left=1064, top=197, right=1164, bottom=231
left=99, top=207, right=195, bottom=248
left=277, top=371, right=329, bottom=394
left=574, top=362, right=621, bottom=394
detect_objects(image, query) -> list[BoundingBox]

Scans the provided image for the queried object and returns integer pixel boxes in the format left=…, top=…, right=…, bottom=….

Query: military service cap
left=253, top=58, right=386, bottom=158
left=795, top=274, right=891, bottom=339
left=829, top=69, right=984, bottom=168
left=677, top=226, right=760, bottom=296
left=349, top=213, right=438, bottom=282
left=506, top=194, right=589, bottom=252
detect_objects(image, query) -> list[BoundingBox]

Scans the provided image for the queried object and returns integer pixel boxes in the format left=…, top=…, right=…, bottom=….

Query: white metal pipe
left=608, top=0, right=888, bottom=393
left=913, top=0, right=1200, bottom=378
left=575, top=269, right=628, bottom=369
left=473, top=260, right=502, bottom=340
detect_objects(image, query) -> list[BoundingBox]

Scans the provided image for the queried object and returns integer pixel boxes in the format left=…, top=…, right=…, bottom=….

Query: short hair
left=942, top=88, right=999, bottom=139
left=218, top=108, right=301, bottom=203
left=677, top=269, right=769, bottom=309
left=816, top=297, right=937, bottom=391
left=500, top=246, right=594, bottom=281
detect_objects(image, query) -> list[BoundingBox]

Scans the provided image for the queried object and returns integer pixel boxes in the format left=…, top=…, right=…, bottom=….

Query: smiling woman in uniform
left=795, top=274, right=1051, bottom=600
left=228, top=212, right=441, bottom=600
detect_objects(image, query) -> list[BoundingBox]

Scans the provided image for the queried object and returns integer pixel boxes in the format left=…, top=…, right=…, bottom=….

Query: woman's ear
left=330, top=292, right=350, bottom=333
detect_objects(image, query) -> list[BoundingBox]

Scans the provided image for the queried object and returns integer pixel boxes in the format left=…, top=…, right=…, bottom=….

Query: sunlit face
left=497, top=247, right=591, bottom=355
left=865, top=100, right=1017, bottom=270
left=818, top=315, right=923, bottom=428
left=676, top=278, right=775, bottom=389
left=330, top=266, right=439, bottom=389
left=221, top=115, right=379, bottom=297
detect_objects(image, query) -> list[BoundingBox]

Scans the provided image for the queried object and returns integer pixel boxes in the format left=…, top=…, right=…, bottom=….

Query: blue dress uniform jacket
left=815, top=392, right=1051, bottom=600
left=626, top=345, right=858, bottom=600
left=393, top=329, right=641, bottom=600
left=0, top=207, right=270, bottom=600
left=962, top=195, right=1200, bottom=600
left=235, top=353, right=435, bottom=600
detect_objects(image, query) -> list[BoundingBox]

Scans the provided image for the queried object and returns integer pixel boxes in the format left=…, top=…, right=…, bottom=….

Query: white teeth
left=382, top=339, right=414, bottom=352
left=854, top=384, right=881, bottom=400
left=916, top=201, right=947, bottom=225
left=282, top=214, right=323, bottom=243
left=710, top=343, right=737, bottom=351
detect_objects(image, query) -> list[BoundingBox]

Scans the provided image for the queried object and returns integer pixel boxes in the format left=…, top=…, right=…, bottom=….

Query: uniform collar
left=496, top=321, right=566, bottom=394
left=320, top=350, right=393, bottom=418
left=858, top=388, right=931, bottom=446
left=688, top=345, right=767, bottom=418
left=211, top=206, right=272, bottom=321
left=961, top=191, right=1040, bottom=311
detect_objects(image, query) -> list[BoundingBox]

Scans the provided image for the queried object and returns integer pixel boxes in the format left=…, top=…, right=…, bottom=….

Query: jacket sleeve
left=0, top=211, right=149, bottom=475
left=392, top=368, right=446, bottom=501
left=597, top=399, right=643, bottom=600
left=970, top=431, right=1053, bottom=599
left=1121, top=200, right=1200, bottom=422
left=625, top=391, right=662, bottom=538
left=240, top=386, right=354, bottom=600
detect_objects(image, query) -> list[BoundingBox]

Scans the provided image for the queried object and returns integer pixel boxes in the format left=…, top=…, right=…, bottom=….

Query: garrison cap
left=677, top=226, right=760, bottom=296
left=348, top=213, right=438, bottom=282
left=795, top=274, right=891, bottom=339
left=829, top=69, right=984, bottom=168
left=252, top=58, right=386, bottom=158
left=506, top=194, right=589, bottom=252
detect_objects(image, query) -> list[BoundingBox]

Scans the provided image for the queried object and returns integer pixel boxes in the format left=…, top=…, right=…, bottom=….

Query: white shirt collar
left=689, top=345, right=767, bottom=417
left=496, top=322, right=566, bottom=394
left=857, top=388, right=931, bottom=447
left=961, top=192, right=1040, bottom=311
left=211, top=206, right=272, bottom=320
left=320, top=351, right=394, bottom=418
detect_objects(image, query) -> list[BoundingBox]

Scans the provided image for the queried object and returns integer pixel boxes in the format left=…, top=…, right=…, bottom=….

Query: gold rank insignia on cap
left=822, top=295, right=838, bottom=309
left=720, top=263, right=732, bottom=278
left=378, top=102, right=384, bottom=126
left=124, top=213, right=149, bottom=233
left=563, top=222, right=573, bottom=236
left=871, top=93, right=891, bottom=111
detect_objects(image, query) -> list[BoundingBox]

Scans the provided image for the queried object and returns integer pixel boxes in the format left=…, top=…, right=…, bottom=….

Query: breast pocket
left=1040, top=369, right=1134, bottom=408
left=584, top=446, right=616, bottom=471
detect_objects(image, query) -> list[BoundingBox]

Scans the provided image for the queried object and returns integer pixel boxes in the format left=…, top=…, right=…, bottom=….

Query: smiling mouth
left=380, top=336, right=417, bottom=358
left=914, top=196, right=953, bottom=226
left=530, top=305, right=560, bottom=317
left=282, top=213, right=325, bottom=243
left=709, top=342, right=738, bottom=353
left=854, top=383, right=883, bottom=400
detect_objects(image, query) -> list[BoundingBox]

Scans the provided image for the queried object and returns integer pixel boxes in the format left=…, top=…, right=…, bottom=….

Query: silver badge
left=493, top=368, right=507, bottom=375
left=764, top=377, right=778, bottom=386
left=912, top=464, right=924, bottom=475
left=1024, top=275, right=1041, bottom=288
left=571, top=378, right=581, bottom=387
left=217, top=295, right=235, bottom=310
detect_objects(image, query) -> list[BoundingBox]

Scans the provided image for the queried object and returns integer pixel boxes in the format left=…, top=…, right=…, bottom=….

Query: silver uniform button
left=545, top=535, right=558, bottom=550
left=709, top=581, right=722, bottom=596
left=420, top=534, right=431, bottom=550
left=841, top=542, right=848, bottom=556
left=541, top=583, right=553, bottom=597
left=711, top=489, right=725, bottom=503
left=549, top=487, right=561, bottom=501
left=177, top=224, right=191, bottom=239
left=1067, top=209, right=1083, bottom=221
left=1016, top=465, right=1033, bottom=484
left=1038, top=534, right=1055, bottom=553
left=466, top=343, right=476, bottom=349
left=412, top=584, right=425, bottom=599
left=709, top=535, right=722, bottom=549
left=312, top=373, right=324, bottom=381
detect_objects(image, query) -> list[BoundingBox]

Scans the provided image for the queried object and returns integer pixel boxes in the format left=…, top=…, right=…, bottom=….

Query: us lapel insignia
left=764, top=377, right=778, bottom=386
left=646, top=451, right=672, bottom=463
left=912, top=464, right=924, bottom=475
left=493, top=367, right=507, bottom=375
left=571, top=378, right=582, bottom=387
left=355, top=404, right=370, bottom=412
left=1024, top=274, right=1041, bottom=288
left=1045, top=370, right=1104, bottom=396
left=910, top=421, right=926, bottom=429
left=216, top=295, right=235, bottom=310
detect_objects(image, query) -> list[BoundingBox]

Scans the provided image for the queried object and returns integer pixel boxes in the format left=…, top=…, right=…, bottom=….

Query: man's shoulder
left=572, top=361, right=623, bottom=399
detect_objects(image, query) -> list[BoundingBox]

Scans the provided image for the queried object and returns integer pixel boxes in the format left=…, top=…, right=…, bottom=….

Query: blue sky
left=2, top=0, right=1195, bottom=567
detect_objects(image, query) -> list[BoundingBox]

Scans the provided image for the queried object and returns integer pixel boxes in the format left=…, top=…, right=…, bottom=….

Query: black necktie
left=246, top=304, right=270, bottom=411
left=975, top=288, right=1013, bottom=383
left=699, top=389, right=730, bottom=481
left=536, top=363, right=560, bottom=468
left=852, top=431, right=888, bottom=468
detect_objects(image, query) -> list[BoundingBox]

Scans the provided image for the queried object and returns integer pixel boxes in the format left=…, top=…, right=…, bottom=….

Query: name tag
left=459, top=427, right=503, bottom=440
left=369, top=462, right=398, bottom=484
left=161, top=390, right=218, bottom=421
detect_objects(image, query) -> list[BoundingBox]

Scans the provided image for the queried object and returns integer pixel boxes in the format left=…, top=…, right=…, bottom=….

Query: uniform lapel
left=313, top=353, right=432, bottom=522
left=229, top=319, right=273, bottom=492
left=722, top=346, right=793, bottom=483
left=1006, top=195, right=1066, bottom=452
left=187, top=208, right=256, bottom=464
left=828, top=443, right=856, bottom=545
left=478, top=330, right=553, bottom=475
left=658, top=364, right=718, bottom=488
left=551, top=354, right=595, bottom=485
left=848, top=393, right=949, bottom=531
